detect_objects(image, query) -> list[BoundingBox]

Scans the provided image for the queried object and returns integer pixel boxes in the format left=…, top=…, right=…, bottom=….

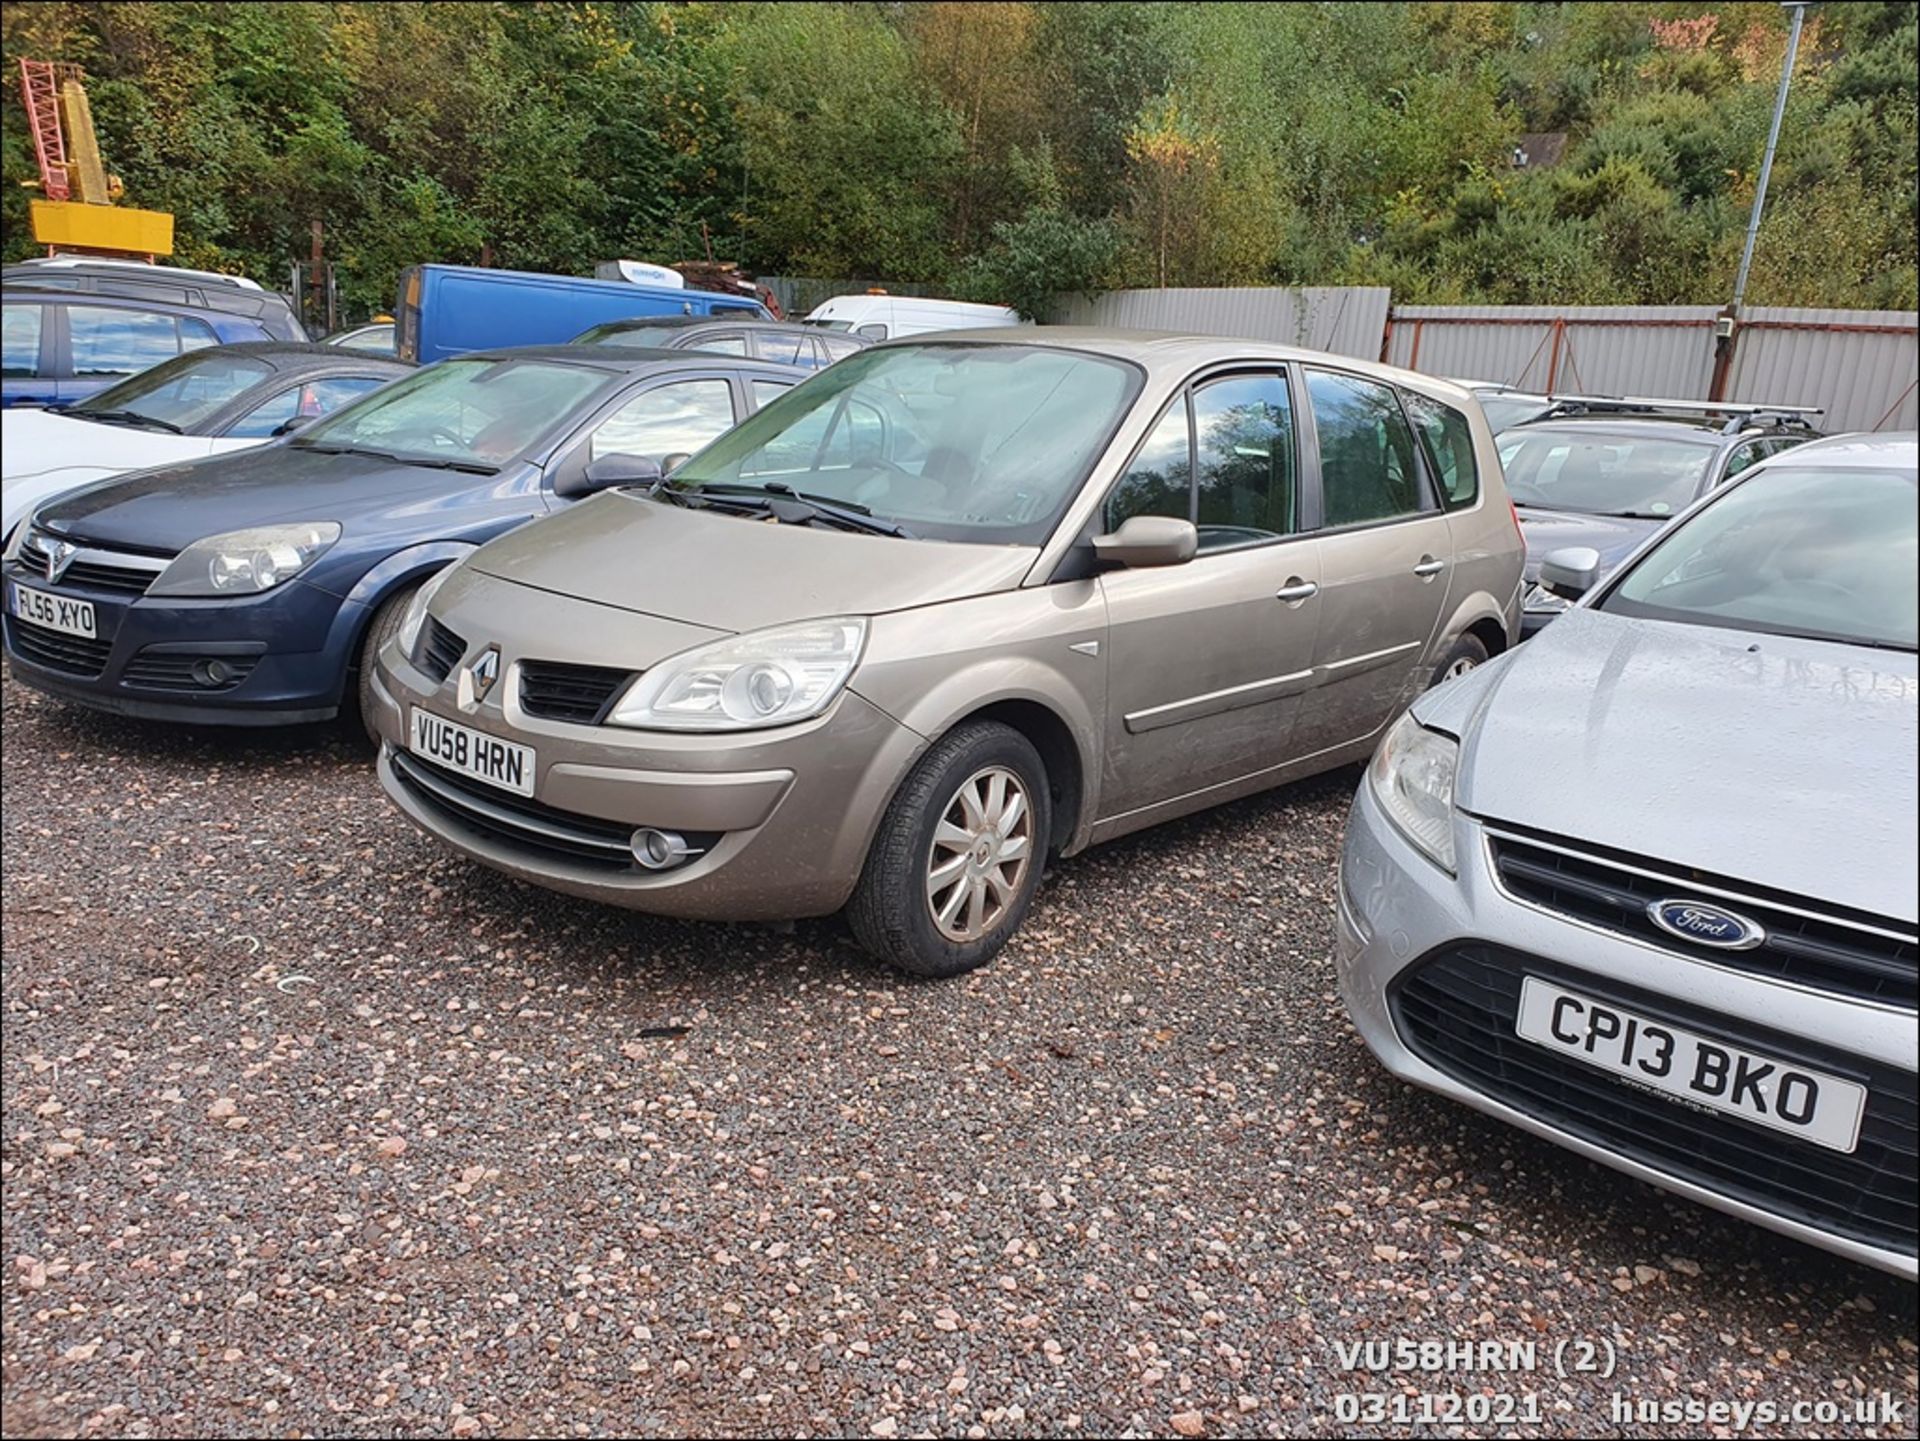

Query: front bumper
left=2, top=563, right=360, bottom=724
left=1336, top=779, right=1919, bottom=1278
left=370, top=631, right=927, bottom=923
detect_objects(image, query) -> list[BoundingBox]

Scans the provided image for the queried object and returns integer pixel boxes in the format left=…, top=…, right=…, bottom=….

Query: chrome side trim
left=1123, top=668, right=1313, bottom=734
left=1314, top=639, right=1420, bottom=678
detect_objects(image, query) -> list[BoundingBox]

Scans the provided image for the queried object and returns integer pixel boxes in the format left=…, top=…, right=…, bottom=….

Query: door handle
left=1275, top=579, right=1319, bottom=604
left=1412, top=556, right=1446, bottom=578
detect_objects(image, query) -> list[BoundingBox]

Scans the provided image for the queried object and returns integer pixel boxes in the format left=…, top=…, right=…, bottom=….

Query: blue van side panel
left=409, top=265, right=769, bottom=364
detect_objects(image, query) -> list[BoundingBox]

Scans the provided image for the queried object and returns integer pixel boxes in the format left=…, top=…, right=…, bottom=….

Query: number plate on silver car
left=409, top=707, right=536, bottom=798
left=1515, top=977, right=1865, bottom=1153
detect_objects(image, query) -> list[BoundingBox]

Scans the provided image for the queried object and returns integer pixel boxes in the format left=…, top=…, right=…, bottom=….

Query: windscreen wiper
left=293, top=441, right=494, bottom=474
left=70, top=408, right=183, bottom=434
left=692, top=482, right=916, bottom=538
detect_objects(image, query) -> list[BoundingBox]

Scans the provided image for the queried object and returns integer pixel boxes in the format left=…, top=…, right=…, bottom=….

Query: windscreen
left=75, top=350, right=274, bottom=431
left=668, top=343, right=1142, bottom=544
left=1602, top=462, right=1918, bottom=651
left=1498, top=429, right=1717, bottom=517
left=294, top=357, right=610, bottom=467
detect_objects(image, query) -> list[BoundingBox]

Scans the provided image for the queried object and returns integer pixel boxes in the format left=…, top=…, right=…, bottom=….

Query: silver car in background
left=1337, top=434, right=1918, bottom=1275
left=371, top=332, right=1524, bottom=978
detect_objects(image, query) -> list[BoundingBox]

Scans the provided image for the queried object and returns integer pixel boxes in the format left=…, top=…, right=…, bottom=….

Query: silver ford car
left=1337, top=433, right=1918, bottom=1276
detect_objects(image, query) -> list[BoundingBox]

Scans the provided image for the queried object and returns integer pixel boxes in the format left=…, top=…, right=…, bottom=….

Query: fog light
left=630, top=827, right=698, bottom=871
left=192, top=658, right=233, bottom=688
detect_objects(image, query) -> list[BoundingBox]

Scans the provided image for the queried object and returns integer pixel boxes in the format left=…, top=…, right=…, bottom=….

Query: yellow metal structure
left=58, top=72, right=117, bottom=204
left=28, top=200, right=174, bottom=258
left=20, top=58, right=172, bottom=258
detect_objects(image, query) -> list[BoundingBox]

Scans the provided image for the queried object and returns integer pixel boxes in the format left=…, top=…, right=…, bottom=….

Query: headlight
left=607, top=618, right=867, bottom=732
left=1523, top=581, right=1570, bottom=613
left=397, top=565, right=456, bottom=658
left=3, top=516, right=32, bottom=561
left=1368, top=712, right=1459, bottom=872
left=147, top=522, right=341, bottom=598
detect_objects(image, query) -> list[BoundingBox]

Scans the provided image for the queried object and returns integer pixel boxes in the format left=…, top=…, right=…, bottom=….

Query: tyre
left=1427, top=633, right=1489, bottom=690
left=346, top=581, right=420, bottom=745
left=847, top=720, right=1052, bottom=978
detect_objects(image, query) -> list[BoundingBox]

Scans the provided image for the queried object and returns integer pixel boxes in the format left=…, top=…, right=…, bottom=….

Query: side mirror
left=559, top=451, right=663, bottom=499
left=1091, top=515, right=1199, bottom=569
left=1539, top=545, right=1602, bottom=599
left=270, top=416, right=312, bottom=438
left=661, top=452, right=693, bottom=476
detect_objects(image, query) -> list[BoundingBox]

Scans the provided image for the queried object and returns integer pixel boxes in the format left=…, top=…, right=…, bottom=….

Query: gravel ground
left=2, top=670, right=1914, bottom=1440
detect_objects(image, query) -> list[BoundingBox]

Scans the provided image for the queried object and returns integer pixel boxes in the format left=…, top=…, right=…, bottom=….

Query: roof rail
left=1536, top=394, right=1824, bottom=432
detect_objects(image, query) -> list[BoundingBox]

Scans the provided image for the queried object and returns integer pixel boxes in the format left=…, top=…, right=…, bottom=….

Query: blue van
left=396, top=264, right=771, bottom=365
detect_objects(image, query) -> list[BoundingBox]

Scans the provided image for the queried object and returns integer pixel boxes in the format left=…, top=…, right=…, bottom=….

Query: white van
left=802, top=293, right=1025, bottom=341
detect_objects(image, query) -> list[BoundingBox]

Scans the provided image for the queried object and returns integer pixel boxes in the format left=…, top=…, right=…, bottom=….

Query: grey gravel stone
left=2, top=672, right=1914, bottom=1437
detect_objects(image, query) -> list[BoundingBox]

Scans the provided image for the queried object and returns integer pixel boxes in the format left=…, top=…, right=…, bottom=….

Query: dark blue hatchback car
left=2, top=345, right=808, bottom=731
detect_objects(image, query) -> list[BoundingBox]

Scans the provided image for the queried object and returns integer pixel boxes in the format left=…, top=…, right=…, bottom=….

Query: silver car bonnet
left=466, top=489, right=1039, bottom=633
left=1416, top=607, right=1919, bottom=925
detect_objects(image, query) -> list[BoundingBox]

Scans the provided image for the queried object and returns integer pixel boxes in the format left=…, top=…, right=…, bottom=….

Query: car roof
left=866, top=327, right=1478, bottom=405
left=586, top=315, right=798, bottom=333
left=5, top=256, right=265, bottom=290
left=174, top=340, right=411, bottom=368
left=1760, top=432, right=1917, bottom=468
left=458, top=344, right=812, bottom=377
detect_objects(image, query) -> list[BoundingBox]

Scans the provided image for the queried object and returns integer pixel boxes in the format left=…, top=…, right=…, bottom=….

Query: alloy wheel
left=925, top=764, right=1034, bottom=942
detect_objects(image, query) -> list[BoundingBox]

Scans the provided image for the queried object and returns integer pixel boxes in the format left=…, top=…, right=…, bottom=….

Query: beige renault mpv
left=370, top=331, right=1524, bottom=976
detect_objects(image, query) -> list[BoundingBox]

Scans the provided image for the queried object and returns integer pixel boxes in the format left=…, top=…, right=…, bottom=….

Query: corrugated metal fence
left=1051, top=286, right=1392, bottom=360
left=770, top=276, right=1916, bottom=432
left=1383, top=302, right=1917, bottom=433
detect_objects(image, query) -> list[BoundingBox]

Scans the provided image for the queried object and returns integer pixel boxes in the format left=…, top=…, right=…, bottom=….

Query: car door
left=1098, top=369, right=1323, bottom=825
left=57, top=303, right=202, bottom=405
left=1, top=301, right=56, bottom=407
left=543, top=372, right=744, bottom=495
left=1291, top=368, right=1455, bottom=753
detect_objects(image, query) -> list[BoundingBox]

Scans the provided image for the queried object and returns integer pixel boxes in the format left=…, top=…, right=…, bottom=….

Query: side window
left=751, top=380, right=795, bottom=410
left=225, top=376, right=387, bottom=438
left=1402, top=390, right=1479, bottom=509
left=1307, top=370, right=1431, bottom=528
left=753, top=331, right=810, bottom=368
left=1103, top=399, right=1192, bottom=530
left=1720, top=439, right=1769, bottom=482
left=588, top=379, right=736, bottom=463
left=691, top=333, right=748, bottom=357
left=68, top=306, right=183, bottom=376
left=225, top=387, right=301, bottom=438
left=178, top=316, right=220, bottom=352
left=2, top=304, right=42, bottom=376
left=1192, top=372, right=1297, bottom=547
left=817, top=335, right=862, bottom=363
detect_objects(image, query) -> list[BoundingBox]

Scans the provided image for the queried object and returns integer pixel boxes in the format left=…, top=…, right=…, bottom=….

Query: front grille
left=121, top=650, right=259, bottom=693
left=390, top=748, right=719, bottom=874
left=518, top=660, right=634, bottom=724
left=1393, top=945, right=1918, bottom=1258
left=20, top=532, right=161, bottom=596
left=4, top=614, right=111, bottom=677
left=1488, top=829, right=1916, bottom=1009
left=416, top=617, right=466, bottom=683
